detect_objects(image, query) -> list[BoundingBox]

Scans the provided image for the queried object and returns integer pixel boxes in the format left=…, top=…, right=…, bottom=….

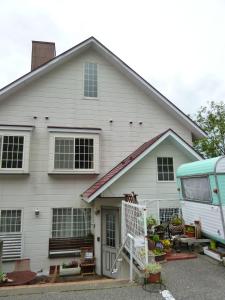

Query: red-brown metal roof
left=82, top=129, right=171, bottom=200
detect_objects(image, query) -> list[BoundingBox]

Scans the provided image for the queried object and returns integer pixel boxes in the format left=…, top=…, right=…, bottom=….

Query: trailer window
left=181, top=177, right=211, bottom=203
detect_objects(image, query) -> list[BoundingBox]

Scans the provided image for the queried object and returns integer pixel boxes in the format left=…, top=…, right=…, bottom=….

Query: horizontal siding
left=181, top=201, right=225, bottom=240
left=0, top=48, right=195, bottom=272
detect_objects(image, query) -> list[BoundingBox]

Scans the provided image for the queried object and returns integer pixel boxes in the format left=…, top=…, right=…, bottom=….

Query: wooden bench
left=49, top=236, right=94, bottom=258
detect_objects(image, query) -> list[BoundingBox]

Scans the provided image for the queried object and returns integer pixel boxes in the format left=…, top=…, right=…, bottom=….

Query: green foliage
left=170, top=215, right=182, bottom=226
left=146, top=216, right=157, bottom=226
left=0, top=272, right=7, bottom=283
left=145, top=263, right=162, bottom=274
left=152, top=248, right=165, bottom=255
left=193, top=101, right=225, bottom=158
left=152, top=234, right=160, bottom=242
left=186, top=226, right=195, bottom=233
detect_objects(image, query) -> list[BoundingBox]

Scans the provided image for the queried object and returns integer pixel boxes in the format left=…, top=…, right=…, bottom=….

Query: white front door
left=101, top=208, right=120, bottom=278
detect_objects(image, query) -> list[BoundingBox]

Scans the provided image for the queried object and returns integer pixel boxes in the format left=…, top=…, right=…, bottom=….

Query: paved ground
left=2, top=255, right=225, bottom=300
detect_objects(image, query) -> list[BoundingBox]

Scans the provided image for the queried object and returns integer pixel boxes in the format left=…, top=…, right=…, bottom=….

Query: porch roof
left=81, top=129, right=203, bottom=203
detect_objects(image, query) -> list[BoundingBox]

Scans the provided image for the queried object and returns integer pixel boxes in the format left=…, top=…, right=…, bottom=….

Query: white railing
left=121, top=201, right=148, bottom=270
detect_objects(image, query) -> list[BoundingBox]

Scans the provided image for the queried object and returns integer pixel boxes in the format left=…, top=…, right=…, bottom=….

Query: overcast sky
left=1, top=0, right=225, bottom=116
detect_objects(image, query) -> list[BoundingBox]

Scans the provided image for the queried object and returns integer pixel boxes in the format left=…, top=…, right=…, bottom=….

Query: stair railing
left=110, top=233, right=134, bottom=282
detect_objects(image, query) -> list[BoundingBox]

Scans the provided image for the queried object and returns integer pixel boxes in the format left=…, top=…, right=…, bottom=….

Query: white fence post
left=143, top=207, right=148, bottom=265
left=130, top=236, right=133, bottom=282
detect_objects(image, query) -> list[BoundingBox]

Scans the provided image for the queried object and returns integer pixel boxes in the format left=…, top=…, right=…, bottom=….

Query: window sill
left=82, top=97, right=99, bottom=101
left=48, top=170, right=99, bottom=175
left=0, top=170, right=29, bottom=175
left=157, top=180, right=176, bottom=183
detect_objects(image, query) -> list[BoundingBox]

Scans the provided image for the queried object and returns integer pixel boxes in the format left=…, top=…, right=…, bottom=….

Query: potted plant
left=154, top=224, right=166, bottom=239
left=145, top=263, right=162, bottom=283
left=0, top=272, right=8, bottom=284
left=148, top=234, right=159, bottom=250
left=185, top=225, right=195, bottom=238
left=162, top=239, right=172, bottom=256
left=169, top=215, right=184, bottom=235
left=152, top=242, right=166, bottom=262
left=60, top=260, right=81, bottom=276
left=146, top=216, right=157, bottom=235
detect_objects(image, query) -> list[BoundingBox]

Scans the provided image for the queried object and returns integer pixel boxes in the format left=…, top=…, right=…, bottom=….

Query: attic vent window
left=84, top=63, right=98, bottom=98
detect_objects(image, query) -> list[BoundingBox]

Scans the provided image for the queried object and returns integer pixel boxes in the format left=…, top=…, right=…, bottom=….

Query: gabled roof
left=0, top=37, right=205, bottom=138
left=81, top=129, right=203, bottom=202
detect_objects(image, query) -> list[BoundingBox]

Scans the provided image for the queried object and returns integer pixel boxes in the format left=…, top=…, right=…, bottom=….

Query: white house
left=0, top=37, right=205, bottom=278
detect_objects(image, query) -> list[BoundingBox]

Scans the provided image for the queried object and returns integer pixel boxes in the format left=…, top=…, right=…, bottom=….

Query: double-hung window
left=52, top=208, right=92, bottom=238
left=157, top=157, right=174, bottom=181
left=0, top=209, right=22, bottom=261
left=0, top=127, right=32, bottom=174
left=84, top=62, right=98, bottom=98
left=0, top=136, right=24, bottom=169
left=49, top=132, right=100, bottom=174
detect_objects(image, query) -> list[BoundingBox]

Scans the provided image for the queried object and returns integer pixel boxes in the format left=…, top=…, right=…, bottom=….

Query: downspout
left=214, top=158, right=225, bottom=240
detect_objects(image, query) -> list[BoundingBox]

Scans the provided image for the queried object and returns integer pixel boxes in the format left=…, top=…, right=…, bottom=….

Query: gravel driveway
left=2, top=255, right=225, bottom=300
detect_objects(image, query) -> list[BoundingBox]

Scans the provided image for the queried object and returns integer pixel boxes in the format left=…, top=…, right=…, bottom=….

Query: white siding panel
left=181, top=201, right=225, bottom=239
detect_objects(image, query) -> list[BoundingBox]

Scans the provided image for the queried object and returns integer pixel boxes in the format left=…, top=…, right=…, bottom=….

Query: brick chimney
left=31, top=41, right=56, bottom=71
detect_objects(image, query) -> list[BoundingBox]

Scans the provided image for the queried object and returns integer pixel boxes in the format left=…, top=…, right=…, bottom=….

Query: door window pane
left=106, top=214, right=116, bottom=247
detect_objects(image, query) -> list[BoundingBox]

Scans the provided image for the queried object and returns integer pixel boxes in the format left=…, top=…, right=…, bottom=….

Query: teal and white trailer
left=176, top=156, right=225, bottom=244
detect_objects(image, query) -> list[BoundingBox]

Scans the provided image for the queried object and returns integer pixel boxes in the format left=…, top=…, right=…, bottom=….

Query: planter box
left=59, top=265, right=81, bottom=276
left=184, top=225, right=196, bottom=238
left=154, top=253, right=166, bottom=262
left=203, top=246, right=222, bottom=262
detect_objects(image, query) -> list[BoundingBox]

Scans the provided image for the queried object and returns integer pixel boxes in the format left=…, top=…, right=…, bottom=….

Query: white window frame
left=83, top=62, right=98, bottom=99
left=157, top=157, right=175, bottom=182
left=51, top=207, right=92, bottom=238
left=48, top=132, right=100, bottom=174
left=0, top=128, right=32, bottom=174
left=0, top=209, right=23, bottom=233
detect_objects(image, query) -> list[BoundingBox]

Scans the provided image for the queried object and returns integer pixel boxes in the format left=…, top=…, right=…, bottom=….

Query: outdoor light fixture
left=35, top=208, right=40, bottom=216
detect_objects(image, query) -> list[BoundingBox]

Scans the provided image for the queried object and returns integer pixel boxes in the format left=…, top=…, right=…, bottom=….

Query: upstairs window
left=0, top=128, right=32, bottom=174
left=0, top=136, right=24, bottom=169
left=84, top=63, right=98, bottom=98
left=48, top=132, right=100, bottom=174
left=157, top=157, right=174, bottom=181
left=54, top=137, right=94, bottom=170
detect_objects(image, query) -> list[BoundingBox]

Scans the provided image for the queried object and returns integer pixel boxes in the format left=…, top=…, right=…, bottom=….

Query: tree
left=193, top=101, right=225, bottom=158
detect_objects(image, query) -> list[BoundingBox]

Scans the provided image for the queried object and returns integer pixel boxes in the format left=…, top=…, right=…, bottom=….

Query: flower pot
left=186, top=231, right=195, bottom=238
left=148, top=272, right=161, bottom=283
left=154, top=253, right=166, bottom=262
left=148, top=239, right=155, bottom=250
left=169, top=223, right=184, bottom=235
left=59, top=265, right=81, bottom=276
